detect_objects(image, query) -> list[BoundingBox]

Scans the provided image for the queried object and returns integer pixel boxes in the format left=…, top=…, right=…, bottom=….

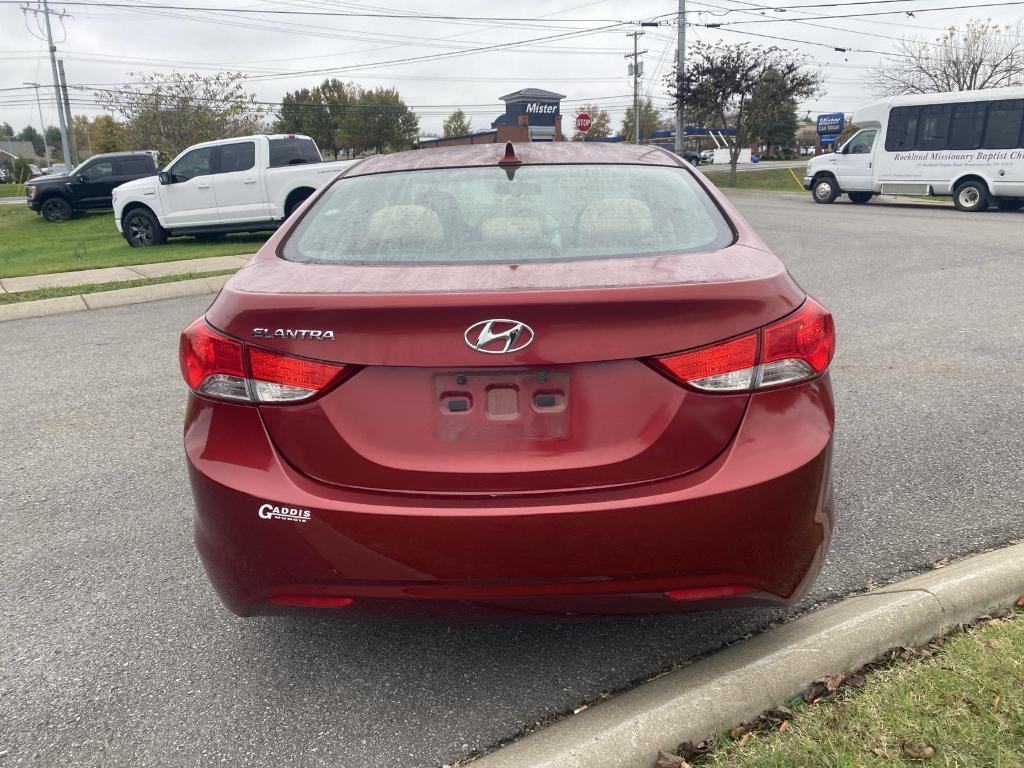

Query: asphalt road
left=2, top=193, right=1022, bottom=768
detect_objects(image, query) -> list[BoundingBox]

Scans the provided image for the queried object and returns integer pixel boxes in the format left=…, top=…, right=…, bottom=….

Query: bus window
left=949, top=102, right=987, bottom=150
left=885, top=106, right=920, bottom=151
left=983, top=100, right=1024, bottom=149
left=916, top=104, right=952, bottom=150
left=844, top=130, right=877, bottom=155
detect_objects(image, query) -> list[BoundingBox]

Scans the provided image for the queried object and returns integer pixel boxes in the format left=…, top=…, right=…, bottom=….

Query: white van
left=803, top=86, right=1024, bottom=212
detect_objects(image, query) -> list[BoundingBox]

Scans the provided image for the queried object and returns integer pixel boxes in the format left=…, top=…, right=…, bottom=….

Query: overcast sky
left=0, top=0, right=1015, bottom=140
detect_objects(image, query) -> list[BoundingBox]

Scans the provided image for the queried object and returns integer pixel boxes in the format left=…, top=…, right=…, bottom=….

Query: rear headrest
left=480, top=216, right=543, bottom=244
left=577, top=198, right=654, bottom=245
left=365, top=205, right=444, bottom=249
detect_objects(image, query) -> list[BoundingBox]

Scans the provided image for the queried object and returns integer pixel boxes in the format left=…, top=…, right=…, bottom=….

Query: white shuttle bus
left=804, top=87, right=1024, bottom=212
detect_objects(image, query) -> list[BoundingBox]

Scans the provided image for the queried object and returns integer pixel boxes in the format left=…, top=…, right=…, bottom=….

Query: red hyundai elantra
left=180, top=142, right=835, bottom=618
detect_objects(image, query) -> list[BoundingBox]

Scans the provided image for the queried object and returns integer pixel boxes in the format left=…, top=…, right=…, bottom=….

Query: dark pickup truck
left=26, top=151, right=159, bottom=222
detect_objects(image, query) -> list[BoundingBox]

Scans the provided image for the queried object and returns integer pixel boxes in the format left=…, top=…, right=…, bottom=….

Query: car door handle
left=243, top=177, right=257, bottom=184
left=197, top=182, right=211, bottom=190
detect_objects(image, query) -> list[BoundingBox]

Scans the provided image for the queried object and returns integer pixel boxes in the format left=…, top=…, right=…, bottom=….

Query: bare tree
left=872, top=20, right=1024, bottom=96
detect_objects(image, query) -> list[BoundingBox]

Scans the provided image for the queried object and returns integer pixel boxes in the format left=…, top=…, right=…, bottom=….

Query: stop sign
left=575, top=113, right=592, bottom=133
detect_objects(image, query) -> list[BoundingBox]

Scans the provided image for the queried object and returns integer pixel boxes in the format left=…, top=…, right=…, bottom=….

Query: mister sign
left=816, top=113, right=845, bottom=135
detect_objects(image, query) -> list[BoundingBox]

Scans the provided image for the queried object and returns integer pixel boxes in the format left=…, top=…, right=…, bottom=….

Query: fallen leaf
left=902, top=744, right=936, bottom=760
left=779, top=720, right=791, bottom=733
left=1016, top=595, right=1024, bottom=607
left=803, top=681, right=831, bottom=704
left=993, top=695, right=1001, bottom=710
left=738, top=732, right=753, bottom=746
left=655, top=750, right=690, bottom=768
left=676, top=740, right=713, bottom=762
left=822, top=673, right=844, bottom=691
left=775, top=705, right=795, bottom=719
left=870, top=747, right=889, bottom=758
left=729, top=724, right=751, bottom=739
left=843, top=673, right=867, bottom=689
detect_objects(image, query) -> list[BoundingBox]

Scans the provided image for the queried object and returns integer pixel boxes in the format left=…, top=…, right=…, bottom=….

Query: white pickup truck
left=113, top=134, right=356, bottom=246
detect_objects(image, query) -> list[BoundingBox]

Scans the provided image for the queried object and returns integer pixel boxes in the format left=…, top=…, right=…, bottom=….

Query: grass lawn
left=676, top=607, right=1024, bottom=767
left=0, top=268, right=238, bottom=305
left=0, top=183, right=24, bottom=197
left=0, top=205, right=270, bottom=278
left=703, top=166, right=808, bottom=193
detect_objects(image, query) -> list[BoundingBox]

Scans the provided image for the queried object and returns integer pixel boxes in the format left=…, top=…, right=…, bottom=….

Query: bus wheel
left=848, top=192, right=873, bottom=204
left=812, top=176, right=838, bottom=204
left=996, top=197, right=1024, bottom=211
left=953, top=180, right=989, bottom=212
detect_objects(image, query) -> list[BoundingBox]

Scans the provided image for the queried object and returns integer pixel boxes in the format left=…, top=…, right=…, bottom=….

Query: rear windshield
left=268, top=138, right=322, bottom=167
left=281, top=164, right=733, bottom=266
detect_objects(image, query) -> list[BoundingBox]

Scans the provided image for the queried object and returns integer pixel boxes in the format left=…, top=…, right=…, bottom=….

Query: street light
left=22, top=82, right=50, bottom=168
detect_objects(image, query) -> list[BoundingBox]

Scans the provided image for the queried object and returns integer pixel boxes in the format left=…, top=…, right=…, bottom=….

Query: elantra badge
left=465, top=319, right=535, bottom=354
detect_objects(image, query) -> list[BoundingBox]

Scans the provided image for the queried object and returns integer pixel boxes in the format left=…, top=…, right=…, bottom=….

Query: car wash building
left=417, top=88, right=565, bottom=148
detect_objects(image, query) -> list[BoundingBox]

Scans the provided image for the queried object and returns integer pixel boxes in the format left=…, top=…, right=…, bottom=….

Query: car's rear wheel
left=953, top=180, right=989, bottom=212
left=40, top=197, right=73, bottom=222
left=812, top=176, right=839, bottom=204
left=124, top=208, right=167, bottom=247
left=848, top=191, right=873, bottom=204
left=996, top=197, right=1024, bottom=211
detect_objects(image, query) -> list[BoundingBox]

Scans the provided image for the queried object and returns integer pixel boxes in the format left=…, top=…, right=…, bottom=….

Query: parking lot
left=1, top=192, right=1022, bottom=768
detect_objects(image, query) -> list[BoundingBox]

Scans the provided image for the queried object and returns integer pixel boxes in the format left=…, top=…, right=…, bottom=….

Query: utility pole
left=22, top=81, right=50, bottom=168
left=25, top=0, right=73, bottom=168
left=674, top=0, right=686, bottom=154
left=624, top=31, right=647, bottom=144
left=57, top=59, right=78, bottom=165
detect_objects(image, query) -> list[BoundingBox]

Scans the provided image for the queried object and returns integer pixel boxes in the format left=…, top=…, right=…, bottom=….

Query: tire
left=123, top=208, right=167, bottom=247
left=40, top=197, right=73, bottom=223
left=848, top=191, right=874, bottom=204
left=953, top=180, right=989, bottom=212
left=996, top=197, right=1024, bottom=211
left=811, top=176, right=839, bottom=204
left=285, top=190, right=312, bottom=218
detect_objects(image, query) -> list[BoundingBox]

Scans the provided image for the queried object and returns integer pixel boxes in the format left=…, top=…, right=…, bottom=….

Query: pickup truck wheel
left=812, top=176, right=839, bottom=204
left=40, top=197, right=73, bottom=222
left=124, top=209, right=167, bottom=247
left=953, top=180, right=989, bottom=212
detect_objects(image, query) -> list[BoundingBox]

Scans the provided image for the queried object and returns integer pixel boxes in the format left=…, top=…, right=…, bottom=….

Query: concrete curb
left=470, top=543, right=1024, bottom=768
left=0, top=274, right=232, bottom=323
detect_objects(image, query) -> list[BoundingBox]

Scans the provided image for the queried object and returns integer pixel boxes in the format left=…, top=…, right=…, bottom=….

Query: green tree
left=667, top=43, right=820, bottom=185
left=572, top=104, right=612, bottom=141
left=91, top=114, right=129, bottom=153
left=274, top=80, right=360, bottom=158
left=349, top=87, right=419, bottom=155
left=0, top=122, right=13, bottom=139
left=620, top=98, right=665, bottom=142
left=746, top=71, right=800, bottom=155
left=97, top=72, right=264, bottom=159
left=16, top=125, right=44, bottom=157
left=442, top=109, right=472, bottom=137
left=44, top=126, right=63, bottom=158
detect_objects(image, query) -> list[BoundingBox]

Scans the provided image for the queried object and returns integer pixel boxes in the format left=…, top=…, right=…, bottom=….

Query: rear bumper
left=186, top=377, right=835, bottom=618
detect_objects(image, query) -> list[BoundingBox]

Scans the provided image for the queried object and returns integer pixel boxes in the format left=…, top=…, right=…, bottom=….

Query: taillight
left=179, top=318, right=248, bottom=401
left=179, top=318, right=349, bottom=403
left=649, top=298, right=834, bottom=393
left=649, top=333, right=758, bottom=392
left=760, top=298, right=835, bottom=388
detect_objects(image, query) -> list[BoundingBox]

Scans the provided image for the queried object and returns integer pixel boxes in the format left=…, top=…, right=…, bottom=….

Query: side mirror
left=158, top=171, right=172, bottom=185
left=78, top=174, right=88, bottom=183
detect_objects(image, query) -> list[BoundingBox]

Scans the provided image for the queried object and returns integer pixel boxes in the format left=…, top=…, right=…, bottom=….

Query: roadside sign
left=820, top=134, right=839, bottom=146
left=816, top=113, right=844, bottom=135
left=575, top=113, right=593, bottom=133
